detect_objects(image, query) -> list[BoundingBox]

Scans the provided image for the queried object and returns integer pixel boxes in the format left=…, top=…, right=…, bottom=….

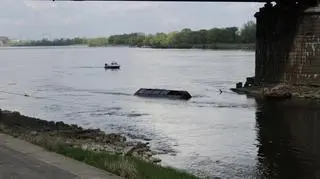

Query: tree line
left=12, top=38, right=87, bottom=46
left=108, top=21, right=255, bottom=49
left=11, top=37, right=106, bottom=47
left=12, top=21, right=256, bottom=49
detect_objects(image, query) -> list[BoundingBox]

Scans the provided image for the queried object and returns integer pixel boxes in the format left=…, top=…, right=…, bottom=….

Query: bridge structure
left=253, top=0, right=320, bottom=86
left=60, top=0, right=320, bottom=86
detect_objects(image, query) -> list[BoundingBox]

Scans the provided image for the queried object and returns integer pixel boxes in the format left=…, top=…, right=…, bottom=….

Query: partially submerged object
left=134, top=88, right=192, bottom=100
left=105, top=62, right=120, bottom=69
left=236, top=82, right=243, bottom=88
left=244, top=77, right=255, bottom=87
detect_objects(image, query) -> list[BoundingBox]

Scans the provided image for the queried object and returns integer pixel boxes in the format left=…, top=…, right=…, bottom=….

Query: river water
left=0, top=46, right=320, bottom=178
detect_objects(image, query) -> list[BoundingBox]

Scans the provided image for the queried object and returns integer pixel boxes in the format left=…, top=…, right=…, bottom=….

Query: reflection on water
left=255, top=99, right=320, bottom=179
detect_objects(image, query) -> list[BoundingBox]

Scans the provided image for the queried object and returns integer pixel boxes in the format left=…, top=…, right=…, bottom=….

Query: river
left=0, top=46, right=320, bottom=178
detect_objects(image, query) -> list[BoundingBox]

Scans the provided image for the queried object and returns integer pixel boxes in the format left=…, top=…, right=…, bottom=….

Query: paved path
left=0, top=133, right=122, bottom=179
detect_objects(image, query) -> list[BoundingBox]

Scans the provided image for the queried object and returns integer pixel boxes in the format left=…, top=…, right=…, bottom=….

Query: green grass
left=34, top=140, right=200, bottom=179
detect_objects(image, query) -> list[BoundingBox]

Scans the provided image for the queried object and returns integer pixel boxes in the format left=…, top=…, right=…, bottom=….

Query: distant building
left=0, top=36, right=9, bottom=46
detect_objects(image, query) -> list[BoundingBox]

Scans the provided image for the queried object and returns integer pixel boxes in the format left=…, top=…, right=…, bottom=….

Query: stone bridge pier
left=254, top=1, right=320, bottom=87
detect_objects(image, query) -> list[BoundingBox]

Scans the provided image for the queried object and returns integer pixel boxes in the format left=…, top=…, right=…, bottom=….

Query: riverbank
left=0, top=109, right=200, bottom=179
left=139, top=43, right=255, bottom=51
left=231, top=84, right=320, bottom=100
left=8, top=43, right=255, bottom=51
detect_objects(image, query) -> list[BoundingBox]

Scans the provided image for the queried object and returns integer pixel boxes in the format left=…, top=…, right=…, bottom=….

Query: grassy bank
left=36, top=140, right=199, bottom=179
left=0, top=109, right=201, bottom=179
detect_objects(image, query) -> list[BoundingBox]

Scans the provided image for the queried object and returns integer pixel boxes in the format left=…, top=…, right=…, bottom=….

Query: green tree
left=87, top=37, right=108, bottom=47
left=239, top=21, right=256, bottom=43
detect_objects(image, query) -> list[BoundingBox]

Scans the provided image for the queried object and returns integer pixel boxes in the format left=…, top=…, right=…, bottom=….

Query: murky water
left=0, top=46, right=319, bottom=178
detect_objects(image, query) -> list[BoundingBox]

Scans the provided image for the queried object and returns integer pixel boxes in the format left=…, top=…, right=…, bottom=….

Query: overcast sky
left=0, top=0, right=263, bottom=40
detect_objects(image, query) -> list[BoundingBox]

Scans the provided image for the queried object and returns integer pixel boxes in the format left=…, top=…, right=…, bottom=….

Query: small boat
left=134, top=88, right=192, bottom=100
left=105, top=62, right=120, bottom=69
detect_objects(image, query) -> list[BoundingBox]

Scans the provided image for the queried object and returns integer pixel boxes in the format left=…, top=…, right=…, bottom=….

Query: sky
left=0, top=0, right=263, bottom=40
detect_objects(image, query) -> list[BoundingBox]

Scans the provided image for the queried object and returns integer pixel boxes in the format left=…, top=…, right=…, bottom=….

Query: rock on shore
left=262, top=84, right=292, bottom=99
left=0, top=109, right=161, bottom=163
left=231, top=83, right=320, bottom=100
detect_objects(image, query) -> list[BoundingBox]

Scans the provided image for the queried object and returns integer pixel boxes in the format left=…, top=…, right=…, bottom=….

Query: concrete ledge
left=230, top=87, right=262, bottom=97
left=0, top=133, right=122, bottom=179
